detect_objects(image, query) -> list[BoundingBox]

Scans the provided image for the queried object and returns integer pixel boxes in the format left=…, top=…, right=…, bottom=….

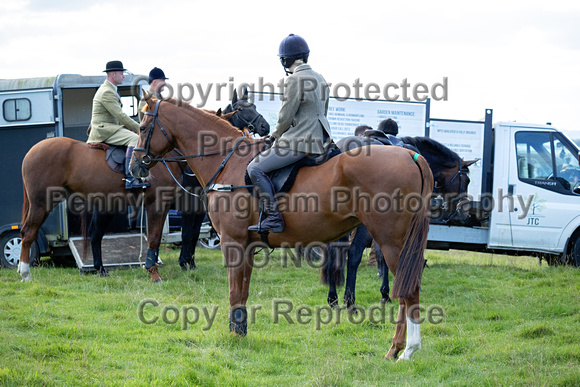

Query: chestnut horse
left=18, top=94, right=268, bottom=282
left=131, top=97, right=434, bottom=361
left=325, top=135, right=477, bottom=310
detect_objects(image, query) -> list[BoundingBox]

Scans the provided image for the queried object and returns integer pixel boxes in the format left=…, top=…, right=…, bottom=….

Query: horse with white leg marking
left=131, top=97, right=434, bottom=360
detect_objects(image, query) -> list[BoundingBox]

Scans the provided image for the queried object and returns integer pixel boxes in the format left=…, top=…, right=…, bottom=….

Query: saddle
left=363, top=130, right=400, bottom=146
left=245, top=145, right=342, bottom=195
left=363, top=130, right=419, bottom=152
left=88, top=143, right=126, bottom=174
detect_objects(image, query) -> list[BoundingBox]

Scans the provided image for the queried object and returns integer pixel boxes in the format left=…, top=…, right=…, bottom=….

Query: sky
left=2, top=0, right=580, bottom=137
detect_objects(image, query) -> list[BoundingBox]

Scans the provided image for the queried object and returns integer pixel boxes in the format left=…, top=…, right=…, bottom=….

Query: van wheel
left=0, top=231, right=39, bottom=269
left=571, top=235, right=580, bottom=267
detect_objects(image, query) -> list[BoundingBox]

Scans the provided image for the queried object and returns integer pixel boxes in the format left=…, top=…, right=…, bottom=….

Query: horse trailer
left=0, top=74, right=207, bottom=271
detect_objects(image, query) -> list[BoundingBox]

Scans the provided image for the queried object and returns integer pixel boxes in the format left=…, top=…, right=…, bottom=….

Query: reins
left=135, top=100, right=260, bottom=199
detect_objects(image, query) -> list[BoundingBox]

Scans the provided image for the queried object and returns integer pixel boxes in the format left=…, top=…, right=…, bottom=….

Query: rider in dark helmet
left=247, top=34, right=333, bottom=233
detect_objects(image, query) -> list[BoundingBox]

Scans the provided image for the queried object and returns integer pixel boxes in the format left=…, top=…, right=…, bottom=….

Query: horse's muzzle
left=129, top=157, right=150, bottom=179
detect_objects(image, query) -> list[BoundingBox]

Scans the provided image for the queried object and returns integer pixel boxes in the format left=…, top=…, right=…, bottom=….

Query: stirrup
left=124, top=177, right=150, bottom=189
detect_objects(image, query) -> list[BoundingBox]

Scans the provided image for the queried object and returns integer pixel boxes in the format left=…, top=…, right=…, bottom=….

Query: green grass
left=1, top=247, right=579, bottom=386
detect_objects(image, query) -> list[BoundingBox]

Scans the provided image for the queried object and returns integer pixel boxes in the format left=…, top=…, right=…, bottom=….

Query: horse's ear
left=242, top=86, right=249, bottom=100
left=232, top=88, right=238, bottom=104
left=142, top=88, right=150, bottom=100
left=462, top=159, right=478, bottom=168
left=216, top=108, right=222, bottom=117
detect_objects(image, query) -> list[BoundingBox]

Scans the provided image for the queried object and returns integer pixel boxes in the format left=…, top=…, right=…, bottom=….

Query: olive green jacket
left=87, top=80, right=140, bottom=143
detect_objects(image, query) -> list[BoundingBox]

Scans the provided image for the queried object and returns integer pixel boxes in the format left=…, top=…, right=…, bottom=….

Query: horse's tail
left=320, top=242, right=346, bottom=286
left=391, top=152, right=434, bottom=299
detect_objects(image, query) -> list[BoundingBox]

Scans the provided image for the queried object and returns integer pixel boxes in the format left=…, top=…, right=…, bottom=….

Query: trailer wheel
left=571, top=234, right=580, bottom=267
left=0, top=231, right=39, bottom=269
left=198, top=228, right=221, bottom=250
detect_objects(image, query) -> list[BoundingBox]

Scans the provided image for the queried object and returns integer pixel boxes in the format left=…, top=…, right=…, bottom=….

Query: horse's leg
left=371, top=240, right=407, bottom=359
left=19, top=201, right=49, bottom=281
left=386, top=299, right=407, bottom=360
left=223, top=235, right=253, bottom=336
left=344, top=226, right=372, bottom=311
left=19, top=183, right=54, bottom=281
left=178, top=209, right=195, bottom=270
left=144, top=199, right=169, bottom=283
left=396, top=289, right=422, bottom=361
left=178, top=175, right=203, bottom=270
left=325, top=244, right=339, bottom=307
left=188, top=210, right=205, bottom=269
left=375, top=243, right=391, bottom=303
left=178, top=209, right=204, bottom=270
left=88, top=206, right=113, bottom=277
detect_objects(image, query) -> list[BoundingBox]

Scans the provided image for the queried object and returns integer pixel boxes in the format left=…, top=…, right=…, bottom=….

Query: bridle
left=134, top=99, right=171, bottom=166
left=432, top=160, right=470, bottom=219
left=224, top=100, right=268, bottom=136
left=230, top=105, right=263, bottom=134
left=133, top=100, right=263, bottom=197
left=433, top=160, right=469, bottom=196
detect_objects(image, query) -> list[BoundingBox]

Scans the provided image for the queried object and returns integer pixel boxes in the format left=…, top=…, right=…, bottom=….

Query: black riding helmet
left=278, top=34, right=310, bottom=70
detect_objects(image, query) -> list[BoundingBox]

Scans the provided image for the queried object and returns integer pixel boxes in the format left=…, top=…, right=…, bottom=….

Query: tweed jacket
left=272, top=64, right=332, bottom=154
left=87, top=80, right=140, bottom=143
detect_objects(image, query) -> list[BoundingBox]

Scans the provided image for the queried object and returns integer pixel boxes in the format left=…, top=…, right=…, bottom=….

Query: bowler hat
left=148, top=67, right=168, bottom=84
left=103, top=60, right=126, bottom=72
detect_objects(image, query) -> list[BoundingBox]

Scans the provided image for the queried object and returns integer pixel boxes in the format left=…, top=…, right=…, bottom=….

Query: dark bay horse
left=325, top=135, right=477, bottom=310
left=18, top=94, right=268, bottom=282
left=131, top=98, right=434, bottom=360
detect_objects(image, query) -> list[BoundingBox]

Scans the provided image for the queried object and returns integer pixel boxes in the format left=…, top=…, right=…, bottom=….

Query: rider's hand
left=263, top=135, right=275, bottom=146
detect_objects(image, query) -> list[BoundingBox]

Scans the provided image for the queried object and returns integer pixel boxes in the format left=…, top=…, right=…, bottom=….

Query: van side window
left=3, top=98, right=32, bottom=122
left=515, top=131, right=580, bottom=194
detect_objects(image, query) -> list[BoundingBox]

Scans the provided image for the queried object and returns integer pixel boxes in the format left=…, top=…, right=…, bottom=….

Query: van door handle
left=509, top=184, right=517, bottom=212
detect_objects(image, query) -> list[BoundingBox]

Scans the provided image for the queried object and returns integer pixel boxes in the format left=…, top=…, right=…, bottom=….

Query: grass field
left=0, top=246, right=579, bottom=386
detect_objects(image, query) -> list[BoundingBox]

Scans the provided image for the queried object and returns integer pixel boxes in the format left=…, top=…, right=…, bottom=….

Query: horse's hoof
left=380, top=296, right=392, bottom=304
left=98, top=267, right=110, bottom=278
left=327, top=297, right=338, bottom=308
left=147, top=266, right=163, bottom=283
left=17, top=262, right=31, bottom=282
left=229, top=307, right=247, bottom=336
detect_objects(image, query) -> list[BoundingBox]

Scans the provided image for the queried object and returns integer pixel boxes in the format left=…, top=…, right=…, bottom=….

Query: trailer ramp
left=68, top=233, right=155, bottom=273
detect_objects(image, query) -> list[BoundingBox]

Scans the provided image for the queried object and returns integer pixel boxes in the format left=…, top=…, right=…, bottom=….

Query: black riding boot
left=248, top=170, right=284, bottom=233
left=124, top=146, right=150, bottom=189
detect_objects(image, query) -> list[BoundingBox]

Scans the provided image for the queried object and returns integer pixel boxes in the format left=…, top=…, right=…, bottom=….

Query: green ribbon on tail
left=412, top=152, right=420, bottom=163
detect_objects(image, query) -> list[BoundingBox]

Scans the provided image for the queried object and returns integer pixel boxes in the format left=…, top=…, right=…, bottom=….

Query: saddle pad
left=88, top=142, right=126, bottom=174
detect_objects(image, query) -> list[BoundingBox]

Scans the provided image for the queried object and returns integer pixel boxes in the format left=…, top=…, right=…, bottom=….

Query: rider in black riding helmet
left=246, top=34, right=333, bottom=233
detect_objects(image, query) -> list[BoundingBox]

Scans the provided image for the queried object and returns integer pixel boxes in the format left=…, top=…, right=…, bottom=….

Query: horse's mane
left=400, top=136, right=460, bottom=171
left=158, top=98, right=244, bottom=138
